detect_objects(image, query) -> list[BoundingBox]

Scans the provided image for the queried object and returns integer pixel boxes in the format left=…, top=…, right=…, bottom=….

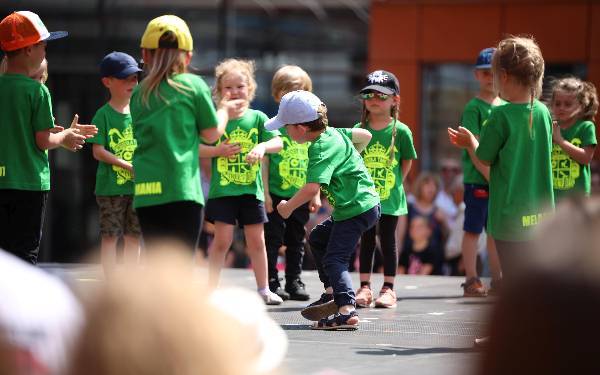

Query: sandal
left=311, top=311, right=359, bottom=331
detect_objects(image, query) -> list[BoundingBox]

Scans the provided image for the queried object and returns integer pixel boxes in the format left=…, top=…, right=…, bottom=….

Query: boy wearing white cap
left=266, top=90, right=380, bottom=330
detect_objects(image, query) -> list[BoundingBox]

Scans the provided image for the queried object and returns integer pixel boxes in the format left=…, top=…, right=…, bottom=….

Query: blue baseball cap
left=100, top=51, right=142, bottom=78
left=475, top=47, right=495, bottom=69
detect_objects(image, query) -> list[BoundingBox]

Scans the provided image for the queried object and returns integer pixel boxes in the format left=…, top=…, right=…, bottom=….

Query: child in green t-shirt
left=457, top=48, right=503, bottom=298
left=549, top=76, right=598, bottom=201
left=353, top=70, right=417, bottom=309
left=449, top=36, right=554, bottom=275
left=267, top=90, right=381, bottom=330
left=88, top=52, right=143, bottom=277
left=131, top=15, right=233, bottom=254
left=200, top=59, right=284, bottom=305
left=263, top=65, right=320, bottom=301
left=0, top=11, right=97, bottom=264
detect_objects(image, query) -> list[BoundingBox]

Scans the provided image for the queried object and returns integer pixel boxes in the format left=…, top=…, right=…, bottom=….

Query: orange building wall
left=369, top=0, right=600, bottom=164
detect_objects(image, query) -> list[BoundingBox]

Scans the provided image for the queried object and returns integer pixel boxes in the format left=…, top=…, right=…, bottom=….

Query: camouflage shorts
left=96, top=195, right=141, bottom=237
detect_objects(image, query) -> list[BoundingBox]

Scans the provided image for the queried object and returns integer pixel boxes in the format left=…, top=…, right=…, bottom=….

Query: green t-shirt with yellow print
left=88, top=103, right=136, bottom=196
left=476, top=100, right=554, bottom=242
left=267, top=127, right=310, bottom=198
left=306, top=127, right=380, bottom=221
left=552, top=119, right=597, bottom=201
left=353, top=120, right=417, bottom=216
left=208, top=109, right=280, bottom=201
left=131, top=73, right=218, bottom=208
left=0, top=73, right=54, bottom=191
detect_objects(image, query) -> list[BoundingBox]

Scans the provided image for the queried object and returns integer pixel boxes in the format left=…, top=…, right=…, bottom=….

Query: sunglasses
left=360, top=92, right=390, bottom=101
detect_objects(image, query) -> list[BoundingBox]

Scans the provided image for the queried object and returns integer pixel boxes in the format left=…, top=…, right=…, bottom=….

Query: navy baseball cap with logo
left=360, top=70, right=400, bottom=95
left=475, top=47, right=495, bottom=69
left=100, top=51, right=142, bottom=78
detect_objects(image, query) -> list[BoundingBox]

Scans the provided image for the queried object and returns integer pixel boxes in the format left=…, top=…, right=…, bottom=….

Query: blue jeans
left=308, top=205, right=380, bottom=307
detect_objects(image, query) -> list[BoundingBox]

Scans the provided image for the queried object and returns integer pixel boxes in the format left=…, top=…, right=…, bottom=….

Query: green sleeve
left=337, top=127, right=353, bottom=140
left=461, top=103, right=481, bottom=136
left=397, top=124, right=417, bottom=160
left=306, top=142, right=333, bottom=185
left=476, top=109, right=504, bottom=164
left=258, top=110, right=280, bottom=142
left=88, top=108, right=106, bottom=145
left=193, top=78, right=218, bottom=132
left=32, top=84, right=54, bottom=132
left=580, top=121, right=597, bottom=147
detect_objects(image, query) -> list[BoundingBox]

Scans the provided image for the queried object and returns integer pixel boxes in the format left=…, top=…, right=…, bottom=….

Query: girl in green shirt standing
left=549, top=77, right=598, bottom=201
left=354, top=70, right=417, bottom=309
left=131, top=15, right=234, bottom=253
left=200, top=59, right=284, bottom=305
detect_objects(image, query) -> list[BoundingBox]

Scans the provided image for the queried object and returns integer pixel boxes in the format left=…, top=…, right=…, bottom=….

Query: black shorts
left=205, top=194, right=267, bottom=227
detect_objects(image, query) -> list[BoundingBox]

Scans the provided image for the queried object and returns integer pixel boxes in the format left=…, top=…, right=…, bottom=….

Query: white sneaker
left=261, top=290, right=283, bottom=305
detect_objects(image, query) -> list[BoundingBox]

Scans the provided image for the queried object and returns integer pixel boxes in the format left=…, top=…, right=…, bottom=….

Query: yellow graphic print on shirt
left=108, top=126, right=136, bottom=185
left=279, top=137, right=309, bottom=190
left=321, top=185, right=336, bottom=207
left=362, top=141, right=398, bottom=200
left=217, top=127, right=260, bottom=186
left=552, top=137, right=581, bottom=190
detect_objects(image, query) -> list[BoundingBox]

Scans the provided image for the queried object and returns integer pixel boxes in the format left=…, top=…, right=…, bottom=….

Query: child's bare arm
left=401, top=159, right=413, bottom=182
left=277, top=182, right=320, bottom=219
left=262, top=157, right=273, bottom=213
left=246, top=136, right=283, bottom=164
left=466, top=141, right=490, bottom=181
left=448, top=126, right=491, bottom=166
left=92, top=144, right=133, bottom=171
left=350, top=128, right=372, bottom=153
left=553, top=122, right=596, bottom=164
left=36, top=115, right=97, bottom=152
left=199, top=142, right=241, bottom=158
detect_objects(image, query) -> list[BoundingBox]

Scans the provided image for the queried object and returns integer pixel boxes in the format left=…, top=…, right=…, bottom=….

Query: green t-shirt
left=353, top=120, right=417, bottom=216
left=476, top=100, right=554, bottom=242
left=552, top=120, right=597, bottom=200
left=306, top=127, right=380, bottom=221
left=267, top=127, right=310, bottom=198
left=130, top=73, right=218, bottom=208
left=208, top=109, right=280, bottom=201
left=461, top=97, right=504, bottom=185
left=88, top=103, right=136, bottom=196
left=0, top=74, right=54, bottom=191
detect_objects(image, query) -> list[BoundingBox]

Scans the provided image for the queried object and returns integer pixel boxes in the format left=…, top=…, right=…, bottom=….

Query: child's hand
left=277, top=200, right=292, bottom=219
left=218, top=92, right=247, bottom=119
left=246, top=143, right=265, bottom=165
left=69, top=114, right=98, bottom=139
left=216, top=140, right=241, bottom=157
left=48, top=125, right=64, bottom=134
left=61, top=128, right=87, bottom=151
left=448, top=126, right=476, bottom=150
left=309, top=194, right=321, bottom=213
left=552, top=121, right=564, bottom=144
left=264, top=194, right=273, bottom=214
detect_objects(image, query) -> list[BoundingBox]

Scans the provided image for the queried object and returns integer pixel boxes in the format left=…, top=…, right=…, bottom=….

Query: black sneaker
left=269, top=278, right=290, bottom=301
left=301, top=293, right=337, bottom=321
left=285, top=278, right=310, bottom=301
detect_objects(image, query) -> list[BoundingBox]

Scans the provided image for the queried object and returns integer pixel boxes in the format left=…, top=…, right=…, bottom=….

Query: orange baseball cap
left=0, top=11, right=68, bottom=52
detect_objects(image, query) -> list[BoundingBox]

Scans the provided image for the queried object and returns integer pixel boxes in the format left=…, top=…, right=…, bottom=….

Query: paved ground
left=41, top=264, right=493, bottom=375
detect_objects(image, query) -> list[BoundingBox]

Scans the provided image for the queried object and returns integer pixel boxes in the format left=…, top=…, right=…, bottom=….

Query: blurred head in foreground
left=68, top=247, right=287, bottom=375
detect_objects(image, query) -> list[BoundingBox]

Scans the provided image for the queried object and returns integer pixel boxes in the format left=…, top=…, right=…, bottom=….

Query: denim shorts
left=463, top=184, right=489, bottom=234
left=205, top=194, right=267, bottom=227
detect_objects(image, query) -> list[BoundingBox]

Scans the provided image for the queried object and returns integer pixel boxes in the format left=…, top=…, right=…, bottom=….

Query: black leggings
left=136, top=201, right=203, bottom=254
left=359, top=214, right=399, bottom=277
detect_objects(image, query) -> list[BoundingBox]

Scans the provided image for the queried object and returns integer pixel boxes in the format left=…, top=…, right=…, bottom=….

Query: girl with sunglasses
left=353, top=70, right=417, bottom=308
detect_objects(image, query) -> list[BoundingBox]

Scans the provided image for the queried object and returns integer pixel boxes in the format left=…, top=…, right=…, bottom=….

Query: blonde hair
left=551, top=76, right=599, bottom=122
left=68, top=251, right=256, bottom=375
left=271, top=65, right=313, bottom=102
left=213, top=58, right=257, bottom=103
left=360, top=94, right=400, bottom=164
left=492, top=36, right=545, bottom=132
left=139, top=31, right=192, bottom=107
left=31, top=58, right=48, bottom=83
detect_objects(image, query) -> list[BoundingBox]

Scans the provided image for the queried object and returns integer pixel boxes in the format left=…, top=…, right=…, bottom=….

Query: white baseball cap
left=265, top=90, right=323, bottom=131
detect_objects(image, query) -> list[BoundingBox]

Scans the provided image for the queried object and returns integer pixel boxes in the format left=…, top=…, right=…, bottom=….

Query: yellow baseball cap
left=140, top=15, right=193, bottom=52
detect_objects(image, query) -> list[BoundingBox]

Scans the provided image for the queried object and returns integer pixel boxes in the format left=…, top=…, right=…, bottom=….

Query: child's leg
left=208, top=222, right=235, bottom=288
left=283, top=202, right=309, bottom=282
left=358, top=225, right=376, bottom=283
left=101, top=236, right=119, bottom=275
left=379, top=214, right=400, bottom=286
left=324, top=206, right=379, bottom=313
left=308, top=217, right=334, bottom=290
left=264, top=198, right=285, bottom=287
left=244, top=223, right=269, bottom=289
left=486, top=235, right=502, bottom=281
left=462, top=231, right=481, bottom=279
left=123, top=234, right=140, bottom=265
